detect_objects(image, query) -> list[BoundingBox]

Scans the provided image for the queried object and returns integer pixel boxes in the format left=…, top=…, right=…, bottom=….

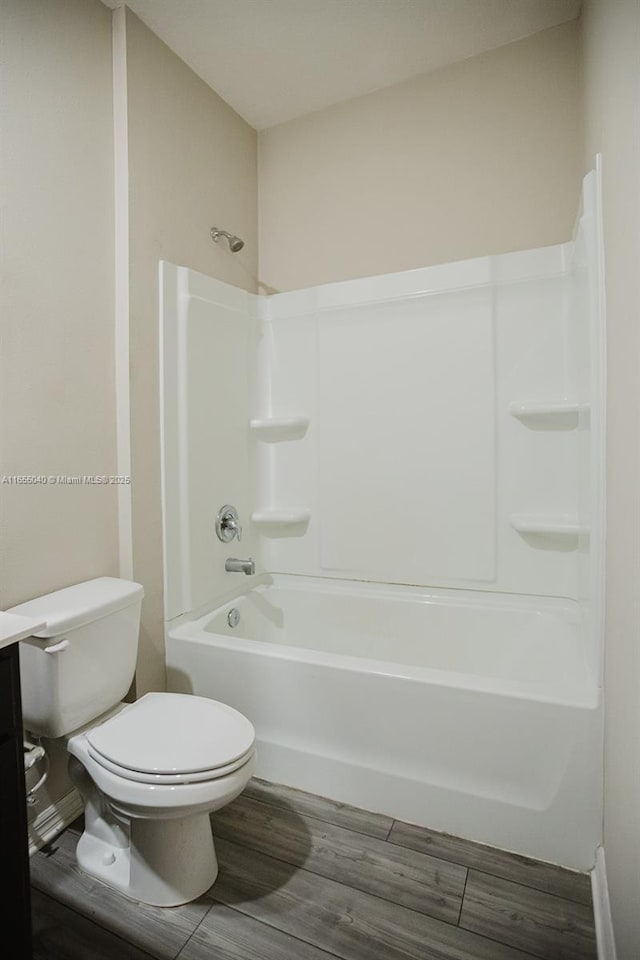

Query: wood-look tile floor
left=30, top=778, right=597, bottom=960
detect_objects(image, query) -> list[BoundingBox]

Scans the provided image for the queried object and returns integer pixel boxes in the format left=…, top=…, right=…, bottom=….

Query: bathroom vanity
left=0, top=613, right=46, bottom=959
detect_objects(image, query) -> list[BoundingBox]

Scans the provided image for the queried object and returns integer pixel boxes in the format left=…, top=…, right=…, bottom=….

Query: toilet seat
left=86, top=744, right=255, bottom=784
left=85, top=692, right=255, bottom=784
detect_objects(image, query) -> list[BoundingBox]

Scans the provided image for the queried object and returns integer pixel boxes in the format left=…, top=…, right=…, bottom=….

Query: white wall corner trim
left=591, top=846, right=618, bottom=960
left=28, top=790, right=84, bottom=857
left=112, top=5, right=134, bottom=580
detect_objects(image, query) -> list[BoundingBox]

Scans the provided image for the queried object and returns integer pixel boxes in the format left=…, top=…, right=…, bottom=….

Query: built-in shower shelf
left=252, top=509, right=311, bottom=526
left=509, top=401, right=589, bottom=427
left=249, top=417, right=309, bottom=441
left=509, top=514, right=589, bottom=537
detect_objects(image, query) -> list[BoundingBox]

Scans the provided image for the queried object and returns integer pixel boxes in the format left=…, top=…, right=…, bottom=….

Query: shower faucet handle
left=216, top=504, right=242, bottom=542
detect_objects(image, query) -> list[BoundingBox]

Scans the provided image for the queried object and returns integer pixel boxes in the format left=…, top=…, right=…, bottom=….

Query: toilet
left=11, top=577, right=255, bottom=907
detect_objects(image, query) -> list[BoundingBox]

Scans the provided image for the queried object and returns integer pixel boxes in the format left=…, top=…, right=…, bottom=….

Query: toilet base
left=76, top=811, right=218, bottom=907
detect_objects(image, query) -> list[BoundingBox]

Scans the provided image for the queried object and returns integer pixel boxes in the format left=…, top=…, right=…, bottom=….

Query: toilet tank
left=9, top=578, right=144, bottom=738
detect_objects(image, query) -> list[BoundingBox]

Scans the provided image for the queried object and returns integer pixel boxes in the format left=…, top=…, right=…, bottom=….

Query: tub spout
left=225, top=557, right=255, bottom=575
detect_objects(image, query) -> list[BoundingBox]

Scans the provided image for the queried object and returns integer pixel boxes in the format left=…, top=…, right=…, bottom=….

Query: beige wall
left=259, top=21, right=583, bottom=292
left=582, top=2, right=640, bottom=956
left=123, top=9, right=258, bottom=693
left=0, top=0, right=118, bottom=608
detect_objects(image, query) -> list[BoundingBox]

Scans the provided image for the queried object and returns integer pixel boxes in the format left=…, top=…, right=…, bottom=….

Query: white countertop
left=0, top=612, right=47, bottom=650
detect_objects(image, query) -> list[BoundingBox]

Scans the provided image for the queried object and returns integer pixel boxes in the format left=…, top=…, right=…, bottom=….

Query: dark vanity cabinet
left=0, top=643, right=32, bottom=957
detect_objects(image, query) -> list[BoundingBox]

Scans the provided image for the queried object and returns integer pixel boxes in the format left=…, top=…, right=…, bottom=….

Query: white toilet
left=12, top=576, right=256, bottom=907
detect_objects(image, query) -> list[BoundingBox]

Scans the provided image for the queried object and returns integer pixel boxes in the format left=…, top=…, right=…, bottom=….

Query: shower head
left=210, top=227, right=245, bottom=253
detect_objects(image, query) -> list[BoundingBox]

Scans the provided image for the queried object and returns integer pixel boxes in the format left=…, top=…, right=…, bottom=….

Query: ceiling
left=103, top=0, right=582, bottom=130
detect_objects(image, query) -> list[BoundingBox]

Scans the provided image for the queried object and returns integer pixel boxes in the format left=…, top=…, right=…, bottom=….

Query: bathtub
left=166, top=575, right=601, bottom=870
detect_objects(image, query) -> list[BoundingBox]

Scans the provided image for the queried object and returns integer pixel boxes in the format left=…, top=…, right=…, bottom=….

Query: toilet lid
left=86, top=692, right=255, bottom=775
left=86, top=743, right=254, bottom=784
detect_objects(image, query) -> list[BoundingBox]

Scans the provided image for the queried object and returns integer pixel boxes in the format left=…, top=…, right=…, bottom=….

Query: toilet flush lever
left=44, top=639, right=69, bottom=654
left=216, top=504, right=242, bottom=543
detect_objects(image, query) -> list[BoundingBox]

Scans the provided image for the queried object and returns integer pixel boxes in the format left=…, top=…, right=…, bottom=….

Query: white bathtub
left=166, top=575, right=601, bottom=869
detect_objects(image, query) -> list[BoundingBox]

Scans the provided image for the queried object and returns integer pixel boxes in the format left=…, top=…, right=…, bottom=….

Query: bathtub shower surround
left=161, top=168, right=605, bottom=870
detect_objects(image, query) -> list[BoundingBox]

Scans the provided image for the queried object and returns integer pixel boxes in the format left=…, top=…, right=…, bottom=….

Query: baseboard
left=28, top=789, right=83, bottom=856
left=592, top=846, right=618, bottom=960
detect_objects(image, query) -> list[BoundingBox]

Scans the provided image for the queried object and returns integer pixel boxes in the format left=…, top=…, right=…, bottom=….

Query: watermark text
left=2, top=475, right=131, bottom=485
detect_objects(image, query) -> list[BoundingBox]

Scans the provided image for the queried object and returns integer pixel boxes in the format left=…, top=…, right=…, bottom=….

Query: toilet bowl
left=66, top=692, right=255, bottom=906
left=10, top=577, right=257, bottom=907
